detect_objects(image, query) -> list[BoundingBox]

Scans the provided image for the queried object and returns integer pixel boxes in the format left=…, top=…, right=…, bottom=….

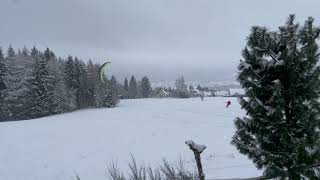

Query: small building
left=192, top=89, right=201, bottom=94
left=189, top=88, right=201, bottom=96
left=229, top=88, right=245, bottom=97
left=203, top=91, right=212, bottom=97
left=214, top=89, right=245, bottom=97
left=214, top=90, right=229, bottom=96
left=157, top=89, right=168, bottom=98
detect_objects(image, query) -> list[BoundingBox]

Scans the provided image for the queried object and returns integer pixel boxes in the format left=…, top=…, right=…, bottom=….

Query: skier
left=226, top=100, right=231, bottom=108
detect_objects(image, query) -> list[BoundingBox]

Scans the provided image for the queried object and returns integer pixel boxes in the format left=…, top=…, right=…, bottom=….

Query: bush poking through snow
left=107, top=161, right=126, bottom=180
left=107, top=156, right=196, bottom=180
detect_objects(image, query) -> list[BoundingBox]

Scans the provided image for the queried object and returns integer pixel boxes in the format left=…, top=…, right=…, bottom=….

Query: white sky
left=1, top=0, right=320, bottom=82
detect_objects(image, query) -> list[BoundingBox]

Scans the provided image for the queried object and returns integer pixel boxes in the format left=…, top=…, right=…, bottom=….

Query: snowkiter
left=226, top=100, right=231, bottom=108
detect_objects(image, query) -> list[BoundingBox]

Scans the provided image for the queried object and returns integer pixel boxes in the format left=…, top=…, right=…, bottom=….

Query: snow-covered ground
left=0, top=97, right=260, bottom=180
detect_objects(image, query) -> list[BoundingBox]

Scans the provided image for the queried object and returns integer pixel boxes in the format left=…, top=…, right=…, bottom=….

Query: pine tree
left=19, top=46, right=33, bottom=72
left=73, top=58, right=82, bottom=108
left=232, top=15, right=320, bottom=179
left=22, top=46, right=29, bottom=57
left=175, top=76, right=189, bottom=98
left=123, top=77, right=129, bottom=98
left=95, top=75, right=119, bottom=108
left=137, top=80, right=142, bottom=98
left=104, top=76, right=119, bottom=108
left=64, top=55, right=77, bottom=109
left=25, top=48, right=55, bottom=119
left=196, top=85, right=202, bottom=91
left=43, top=48, right=59, bottom=112
left=105, top=90, right=114, bottom=108
left=47, top=51, right=75, bottom=113
left=86, top=60, right=100, bottom=107
left=94, top=78, right=109, bottom=108
left=124, top=77, right=129, bottom=92
left=65, top=56, right=75, bottom=90
left=110, top=76, right=118, bottom=95
left=110, top=76, right=119, bottom=105
left=4, top=45, right=26, bottom=120
left=140, top=76, right=151, bottom=98
left=110, top=76, right=119, bottom=98
left=78, top=60, right=90, bottom=108
left=93, top=65, right=111, bottom=108
left=128, top=75, right=138, bottom=99
left=0, top=47, right=7, bottom=120
left=44, top=48, right=54, bottom=63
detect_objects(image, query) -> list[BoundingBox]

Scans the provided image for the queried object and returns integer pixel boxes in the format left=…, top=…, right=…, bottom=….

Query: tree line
left=0, top=46, right=152, bottom=121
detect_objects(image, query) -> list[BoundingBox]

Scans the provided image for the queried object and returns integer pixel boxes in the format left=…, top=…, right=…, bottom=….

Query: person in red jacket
left=226, top=100, right=231, bottom=108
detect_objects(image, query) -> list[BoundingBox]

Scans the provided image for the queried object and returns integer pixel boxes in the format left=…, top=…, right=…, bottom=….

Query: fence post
left=185, top=140, right=206, bottom=180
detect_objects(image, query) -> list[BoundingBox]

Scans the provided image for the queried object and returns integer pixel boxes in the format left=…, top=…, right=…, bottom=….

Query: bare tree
left=175, top=76, right=189, bottom=98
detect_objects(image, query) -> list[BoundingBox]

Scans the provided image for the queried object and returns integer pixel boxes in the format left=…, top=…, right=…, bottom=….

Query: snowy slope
left=0, top=97, right=260, bottom=180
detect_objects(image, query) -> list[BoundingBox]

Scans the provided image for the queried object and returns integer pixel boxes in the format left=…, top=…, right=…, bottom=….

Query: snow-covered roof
left=229, top=88, right=245, bottom=95
left=203, top=91, right=212, bottom=96
left=192, top=89, right=201, bottom=93
left=215, top=90, right=229, bottom=96
left=160, top=89, right=168, bottom=95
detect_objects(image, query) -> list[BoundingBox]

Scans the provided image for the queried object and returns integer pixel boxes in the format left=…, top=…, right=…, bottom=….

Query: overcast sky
left=1, top=0, right=320, bottom=82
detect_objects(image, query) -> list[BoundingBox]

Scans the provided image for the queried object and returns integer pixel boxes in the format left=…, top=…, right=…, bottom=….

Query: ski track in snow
left=0, top=97, right=260, bottom=180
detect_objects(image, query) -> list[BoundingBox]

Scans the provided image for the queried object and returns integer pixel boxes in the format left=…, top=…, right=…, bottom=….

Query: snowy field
left=0, top=97, right=261, bottom=180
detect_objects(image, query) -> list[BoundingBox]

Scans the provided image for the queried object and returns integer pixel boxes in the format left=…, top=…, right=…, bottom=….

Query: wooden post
left=185, top=140, right=270, bottom=180
left=185, top=140, right=206, bottom=180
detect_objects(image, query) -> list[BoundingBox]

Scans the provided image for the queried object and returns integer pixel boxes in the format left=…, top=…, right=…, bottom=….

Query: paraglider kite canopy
left=99, top=61, right=111, bottom=83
